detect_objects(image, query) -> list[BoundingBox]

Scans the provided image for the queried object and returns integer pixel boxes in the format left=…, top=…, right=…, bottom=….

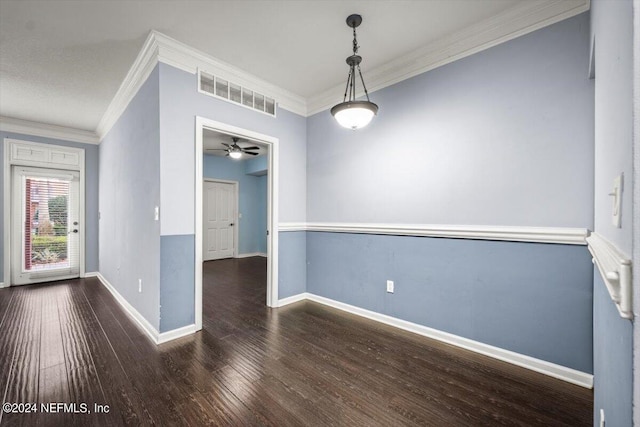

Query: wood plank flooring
left=0, top=257, right=592, bottom=426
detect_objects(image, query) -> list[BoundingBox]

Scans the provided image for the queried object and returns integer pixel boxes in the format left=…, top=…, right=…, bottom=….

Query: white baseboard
left=96, top=273, right=159, bottom=343
left=157, top=324, right=198, bottom=344
left=280, top=292, right=593, bottom=389
left=0, top=282, right=5, bottom=288
left=277, top=292, right=310, bottom=307
left=83, top=271, right=99, bottom=278
left=236, top=252, right=267, bottom=258
left=95, top=272, right=196, bottom=345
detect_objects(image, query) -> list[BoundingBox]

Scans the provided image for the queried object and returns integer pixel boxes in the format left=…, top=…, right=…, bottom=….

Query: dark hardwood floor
left=0, top=257, right=592, bottom=426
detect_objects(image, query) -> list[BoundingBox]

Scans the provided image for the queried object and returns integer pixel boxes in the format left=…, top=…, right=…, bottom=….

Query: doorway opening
left=194, top=118, right=279, bottom=331
left=11, top=167, right=80, bottom=285
left=3, top=139, right=86, bottom=288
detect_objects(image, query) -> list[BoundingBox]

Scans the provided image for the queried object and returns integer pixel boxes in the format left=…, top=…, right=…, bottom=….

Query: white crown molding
left=278, top=222, right=589, bottom=245
left=95, top=1, right=588, bottom=134
left=278, top=293, right=592, bottom=388
left=307, top=0, right=590, bottom=115
left=587, top=232, right=633, bottom=319
left=153, top=31, right=307, bottom=117
left=96, top=31, right=159, bottom=139
left=0, top=116, right=99, bottom=145
left=96, top=31, right=307, bottom=139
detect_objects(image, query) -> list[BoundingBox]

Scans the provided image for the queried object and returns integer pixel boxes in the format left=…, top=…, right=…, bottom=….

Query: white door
left=11, top=167, right=80, bottom=285
left=203, top=181, right=236, bottom=260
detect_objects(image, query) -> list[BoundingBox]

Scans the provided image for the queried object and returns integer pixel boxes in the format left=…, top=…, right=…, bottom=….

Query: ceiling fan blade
left=205, top=148, right=227, bottom=151
left=221, top=142, right=230, bottom=147
left=243, top=150, right=259, bottom=156
left=242, top=146, right=260, bottom=150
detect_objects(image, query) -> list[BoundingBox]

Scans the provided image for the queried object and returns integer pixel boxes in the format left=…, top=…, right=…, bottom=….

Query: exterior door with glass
left=11, top=167, right=80, bottom=285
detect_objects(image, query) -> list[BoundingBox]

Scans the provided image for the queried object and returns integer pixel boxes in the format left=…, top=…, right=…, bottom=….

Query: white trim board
left=96, top=31, right=160, bottom=138
left=95, top=273, right=196, bottom=345
left=4, top=138, right=87, bottom=287
left=96, top=0, right=588, bottom=138
left=195, top=117, right=280, bottom=335
left=277, top=292, right=593, bottom=389
left=4, top=1, right=590, bottom=140
left=587, top=232, right=633, bottom=319
left=278, top=222, right=589, bottom=245
left=96, top=273, right=159, bottom=343
left=306, top=0, right=590, bottom=115
left=157, top=324, right=198, bottom=345
left=236, top=252, right=267, bottom=258
left=0, top=116, right=99, bottom=145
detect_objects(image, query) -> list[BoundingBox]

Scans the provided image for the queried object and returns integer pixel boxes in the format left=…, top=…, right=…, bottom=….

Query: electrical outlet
left=138, top=279, right=142, bottom=293
left=154, top=206, right=160, bottom=221
left=386, top=280, right=394, bottom=293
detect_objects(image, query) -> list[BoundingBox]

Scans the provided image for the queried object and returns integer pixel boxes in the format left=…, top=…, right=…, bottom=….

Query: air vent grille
left=199, top=71, right=276, bottom=116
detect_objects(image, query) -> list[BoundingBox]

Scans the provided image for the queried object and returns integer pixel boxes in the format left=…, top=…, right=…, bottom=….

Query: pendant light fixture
left=331, top=14, right=378, bottom=130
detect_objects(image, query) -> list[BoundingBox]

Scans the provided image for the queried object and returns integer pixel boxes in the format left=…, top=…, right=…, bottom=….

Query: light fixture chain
left=352, top=26, right=359, bottom=55
left=349, top=65, right=355, bottom=102
left=342, top=69, right=352, bottom=102
left=356, top=64, right=371, bottom=101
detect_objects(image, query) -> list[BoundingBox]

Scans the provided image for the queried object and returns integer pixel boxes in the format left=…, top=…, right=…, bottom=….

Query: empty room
left=0, top=0, right=637, bottom=426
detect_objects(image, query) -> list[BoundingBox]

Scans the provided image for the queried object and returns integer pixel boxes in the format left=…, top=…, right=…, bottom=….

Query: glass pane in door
left=24, top=176, right=71, bottom=272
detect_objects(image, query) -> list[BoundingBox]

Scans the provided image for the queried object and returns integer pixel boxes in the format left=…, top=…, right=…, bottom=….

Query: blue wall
left=307, top=232, right=594, bottom=372
left=99, top=65, right=161, bottom=331
left=590, top=0, right=634, bottom=425
left=300, top=13, right=595, bottom=375
left=158, top=62, right=307, bottom=328
left=160, top=234, right=195, bottom=332
left=278, top=231, right=306, bottom=299
left=203, top=154, right=267, bottom=255
left=307, top=13, right=594, bottom=228
left=0, top=132, right=100, bottom=279
left=593, top=269, right=632, bottom=426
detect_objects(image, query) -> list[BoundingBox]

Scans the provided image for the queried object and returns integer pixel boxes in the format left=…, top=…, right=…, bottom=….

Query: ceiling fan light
left=331, top=100, right=378, bottom=130
left=229, top=151, right=242, bottom=159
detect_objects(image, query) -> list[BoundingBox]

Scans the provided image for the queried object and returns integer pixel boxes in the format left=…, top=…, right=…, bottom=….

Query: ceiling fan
left=206, top=136, right=260, bottom=159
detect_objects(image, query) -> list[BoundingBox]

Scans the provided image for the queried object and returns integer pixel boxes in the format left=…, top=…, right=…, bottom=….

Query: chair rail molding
left=279, top=222, right=589, bottom=245
left=587, top=232, right=633, bottom=319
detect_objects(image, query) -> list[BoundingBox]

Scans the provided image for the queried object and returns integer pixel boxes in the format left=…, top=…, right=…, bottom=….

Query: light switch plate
left=610, top=174, right=622, bottom=228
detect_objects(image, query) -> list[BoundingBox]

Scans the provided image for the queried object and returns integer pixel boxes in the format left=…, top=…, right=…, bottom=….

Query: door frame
left=195, top=117, right=279, bottom=331
left=11, top=166, right=81, bottom=285
left=3, top=138, right=86, bottom=288
left=202, top=178, right=239, bottom=260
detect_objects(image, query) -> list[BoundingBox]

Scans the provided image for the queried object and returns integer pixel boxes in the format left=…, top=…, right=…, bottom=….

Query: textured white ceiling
left=1, top=0, right=557, bottom=131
